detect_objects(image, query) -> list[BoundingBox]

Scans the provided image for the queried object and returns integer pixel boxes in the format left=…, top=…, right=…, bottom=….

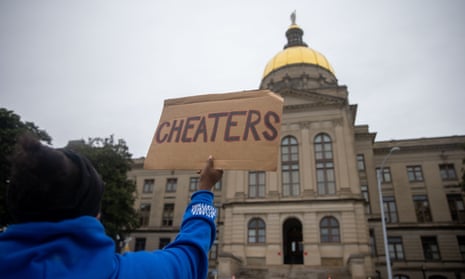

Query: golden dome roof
left=261, top=13, right=335, bottom=79
left=262, top=46, right=335, bottom=78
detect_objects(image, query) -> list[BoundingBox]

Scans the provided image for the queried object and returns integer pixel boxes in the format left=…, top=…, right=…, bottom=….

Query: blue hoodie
left=0, top=190, right=216, bottom=279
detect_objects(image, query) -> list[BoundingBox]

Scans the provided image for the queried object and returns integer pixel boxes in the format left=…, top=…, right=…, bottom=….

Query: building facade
left=127, top=18, right=465, bottom=279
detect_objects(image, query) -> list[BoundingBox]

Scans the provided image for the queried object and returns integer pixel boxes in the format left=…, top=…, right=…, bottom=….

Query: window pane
left=390, top=212, right=398, bottom=223
left=283, top=172, right=290, bottom=183
left=292, top=183, right=299, bottom=196
left=291, top=153, right=298, bottom=161
left=282, top=153, right=289, bottom=161
left=397, top=247, right=404, bottom=259
left=249, top=186, right=256, bottom=197
left=291, top=145, right=298, bottom=154
left=327, top=182, right=336, bottom=194
left=317, top=170, right=325, bottom=181
left=258, top=172, right=265, bottom=184
left=283, top=184, right=290, bottom=196
left=258, top=185, right=265, bottom=197
left=407, top=172, right=415, bottom=181
left=291, top=171, right=299, bottom=183
left=357, top=155, right=366, bottom=171
left=318, top=183, right=325, bottom=194
left=457, top=200, right=465, bottom=211
left=326, top=169, right=334, bottom=181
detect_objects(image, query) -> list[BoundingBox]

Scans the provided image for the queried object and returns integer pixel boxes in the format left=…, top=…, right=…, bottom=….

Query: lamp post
left=376, top=146, right=400, bottom=279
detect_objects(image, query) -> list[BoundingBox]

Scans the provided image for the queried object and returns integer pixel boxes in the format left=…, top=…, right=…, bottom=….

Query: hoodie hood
left=0, top=216, right=118, bottom=279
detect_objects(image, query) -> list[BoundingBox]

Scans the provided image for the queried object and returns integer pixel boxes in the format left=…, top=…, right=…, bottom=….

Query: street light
left=376, top=146, right=400, bottom=279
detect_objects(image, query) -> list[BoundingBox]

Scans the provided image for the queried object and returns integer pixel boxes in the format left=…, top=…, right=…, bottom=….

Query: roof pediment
left=277, top=88, right=347, bottom=111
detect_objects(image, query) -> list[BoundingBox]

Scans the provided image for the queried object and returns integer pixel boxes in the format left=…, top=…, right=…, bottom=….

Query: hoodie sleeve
left=117, top=190, right=216, bottom=279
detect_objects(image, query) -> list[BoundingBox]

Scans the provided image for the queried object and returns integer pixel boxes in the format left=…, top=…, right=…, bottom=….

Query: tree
left=66, top=136, right=139, bottom=247
left=0, top=108, right=52, bottom=226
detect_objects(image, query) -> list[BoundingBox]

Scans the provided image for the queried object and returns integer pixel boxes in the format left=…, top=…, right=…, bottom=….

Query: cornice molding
left=280, top=88, right=346, bottom=104
left=295, top=117, right=344, bottom=129
left=222, top=196, right=364, bottom=208
left=374, top=142, right=464, bottom=154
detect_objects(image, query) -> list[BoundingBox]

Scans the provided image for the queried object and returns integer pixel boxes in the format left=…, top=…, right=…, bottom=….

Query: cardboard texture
left=144, top=89, right=283, bottom=171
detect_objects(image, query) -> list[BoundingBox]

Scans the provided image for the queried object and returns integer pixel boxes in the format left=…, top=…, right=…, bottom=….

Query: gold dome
left=262, top=46, right=335, bottom=79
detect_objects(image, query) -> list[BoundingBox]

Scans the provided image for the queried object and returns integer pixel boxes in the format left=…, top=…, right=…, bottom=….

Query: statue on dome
left=290, top=10, right=296, bottom=25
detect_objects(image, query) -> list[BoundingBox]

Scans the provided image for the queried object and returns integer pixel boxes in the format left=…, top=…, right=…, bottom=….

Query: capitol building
left=127, top=16, right=465, bottom=279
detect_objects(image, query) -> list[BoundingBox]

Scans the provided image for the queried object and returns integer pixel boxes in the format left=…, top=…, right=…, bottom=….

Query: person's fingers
left=206, top=155, right=214, bottom=169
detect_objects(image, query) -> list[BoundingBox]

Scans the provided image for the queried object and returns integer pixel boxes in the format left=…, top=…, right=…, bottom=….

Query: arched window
left=314, top=133, right=336, bottom=195
left=281, top=136, right=300, bottom=196
left=320, top=216, right=340, bottom=243
left=248, top=218, right=266, bottom=243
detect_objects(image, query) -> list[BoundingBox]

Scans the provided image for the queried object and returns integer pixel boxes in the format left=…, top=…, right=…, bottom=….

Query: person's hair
left=7, top=133, right=104, bottom=223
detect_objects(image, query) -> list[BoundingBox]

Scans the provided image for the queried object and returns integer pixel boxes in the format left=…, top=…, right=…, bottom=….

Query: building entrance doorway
left=283, top=218, right=303, bottom=264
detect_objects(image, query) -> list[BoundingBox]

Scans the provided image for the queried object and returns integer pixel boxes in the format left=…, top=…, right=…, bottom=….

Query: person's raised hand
left=199, top=155, right=223, bottom=191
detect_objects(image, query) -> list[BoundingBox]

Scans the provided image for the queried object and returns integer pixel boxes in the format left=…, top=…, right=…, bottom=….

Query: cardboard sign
left=144, top=89, right=283, bottom=171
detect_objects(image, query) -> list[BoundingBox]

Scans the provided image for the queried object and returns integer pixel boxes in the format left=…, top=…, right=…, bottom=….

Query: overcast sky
left=1, top=0, right=464, bottom=158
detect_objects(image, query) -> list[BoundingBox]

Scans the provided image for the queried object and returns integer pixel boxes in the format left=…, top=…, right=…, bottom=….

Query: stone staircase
left=235, top=265, right=351, bottom=279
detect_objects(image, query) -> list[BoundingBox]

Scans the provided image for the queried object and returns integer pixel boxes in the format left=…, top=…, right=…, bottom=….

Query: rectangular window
left=407, top=166, right=424, bottom=182
left=376, top=167, right=392, bottom=183
left=248, top=171, right=265, bottom=198
left=421, top=236, right=441, bottom=260
left=134, top=238, right=146, bottom=251
left=139, top=203, right=151, bottom=226
left=143, top=179, right=154, bottom=193
left=209, top=243, right=218, bottom=260
left=356, top=154, right=366, bottom=171
left=317, top=162, right=336, bottom=195
left=413, top=195, right=432, bottom=223
left=282, top=163, right=300, bottom=196
left=159, top=237, right=171, bottom=249
left=447, top=194, right=465, bottom=223
left=282, top=163, right=300, bottom=197
left=189, top=177, right=199, bottom=192
left=383, top=196, right=398, bottom=223
left=458, top=236, right=465, bottom=260
left=369, top=229, right=377, bottom=256
left=361, top=185, right=371, bottom=213
left=162, top=204, right=174, bottom=226
left=165, top=178, right=177, bottom=192
left=439, top=164, right=457, bottom=181
left=388, top=236, right=404, bottom=260
left=215, top=206, right=221, bottom=224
